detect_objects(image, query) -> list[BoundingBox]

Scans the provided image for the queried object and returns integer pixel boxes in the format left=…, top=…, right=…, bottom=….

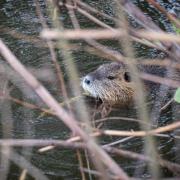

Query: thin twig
left=103, top=121, right=180, bottom=137
left=77, top=150, right=86, bottom=180
left=41, top=28, right=180, bottom=42
left=34, top=0, right=72, bottom=112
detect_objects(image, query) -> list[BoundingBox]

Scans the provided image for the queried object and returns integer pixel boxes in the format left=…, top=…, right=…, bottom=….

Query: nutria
left=81, top=62, right=172, bottom=105
left=81, top=62, right=137, bottom=105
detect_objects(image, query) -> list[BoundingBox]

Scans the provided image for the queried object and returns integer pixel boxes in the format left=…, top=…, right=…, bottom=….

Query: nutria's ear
left=124, top=72, right=131, bottom=82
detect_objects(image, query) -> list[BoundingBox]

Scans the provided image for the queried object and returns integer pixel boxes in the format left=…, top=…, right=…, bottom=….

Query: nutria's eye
left=107, top=76, right=116, bottom=80
left=124, top=72, right=131, bottom=82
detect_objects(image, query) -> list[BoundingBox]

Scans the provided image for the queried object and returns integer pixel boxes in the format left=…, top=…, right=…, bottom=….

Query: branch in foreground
left=0, top=39, right=129, bottom=179
left=103, top=121, right=180, bottom=137
left=140, top=72, right=180, bottom=88
left=0, top=139, right=179, bottom=175
left=41, top=29, right=180, bottom=42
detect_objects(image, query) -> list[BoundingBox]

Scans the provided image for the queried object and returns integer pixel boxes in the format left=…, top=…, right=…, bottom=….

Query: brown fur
left=81, top=62, right=137, bottom=105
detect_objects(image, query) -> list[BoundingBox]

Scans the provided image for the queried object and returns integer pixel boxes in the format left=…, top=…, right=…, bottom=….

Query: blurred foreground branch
left=0, top=39, right=129, bottom=179
left=41, top=29, right=180, bottom=42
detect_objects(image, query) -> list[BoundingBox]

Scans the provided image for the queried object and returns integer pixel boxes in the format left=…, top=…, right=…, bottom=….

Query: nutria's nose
left=84, top=78, right=90, bottom=85
left=84, top=75, right=93, bottom=85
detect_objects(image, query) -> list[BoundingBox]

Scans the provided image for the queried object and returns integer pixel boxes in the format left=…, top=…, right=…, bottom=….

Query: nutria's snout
left=82, top=73, right=99, bottom=98
left=81, top=62, right=135, bottom=105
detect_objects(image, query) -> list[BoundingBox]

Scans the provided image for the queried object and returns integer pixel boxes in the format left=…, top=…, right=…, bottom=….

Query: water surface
left=0, top=0, right=179, bottom=179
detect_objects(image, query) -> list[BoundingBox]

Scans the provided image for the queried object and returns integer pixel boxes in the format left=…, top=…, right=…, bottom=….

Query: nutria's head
left=81, top=62, right=135, bottom=104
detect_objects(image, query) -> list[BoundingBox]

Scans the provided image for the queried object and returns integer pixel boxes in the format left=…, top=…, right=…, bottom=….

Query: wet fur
left=82, top=62, right=137, bottom=105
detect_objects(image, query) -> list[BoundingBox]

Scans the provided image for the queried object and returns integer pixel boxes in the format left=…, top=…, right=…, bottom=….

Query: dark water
left=0, top=0, right=179, bottom=179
